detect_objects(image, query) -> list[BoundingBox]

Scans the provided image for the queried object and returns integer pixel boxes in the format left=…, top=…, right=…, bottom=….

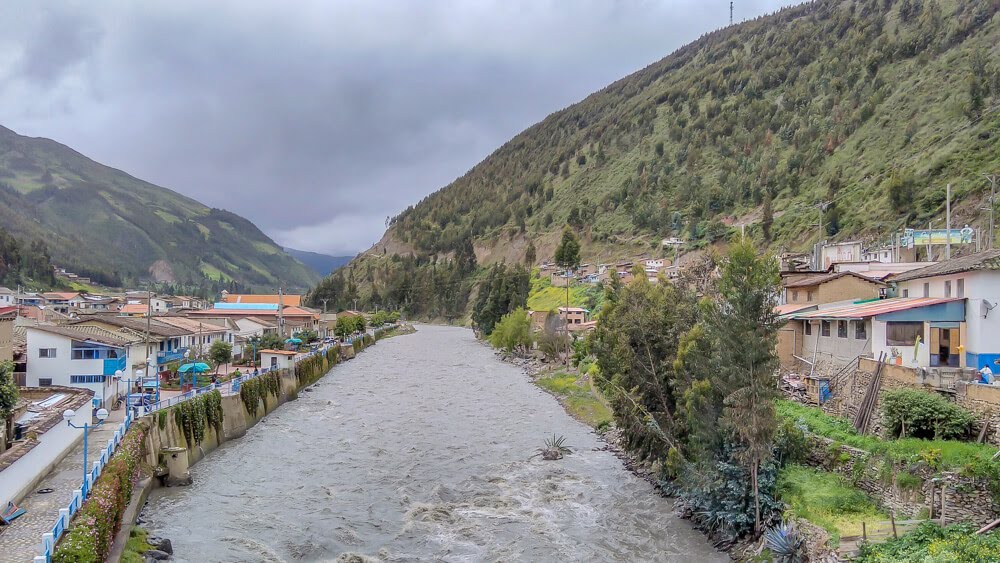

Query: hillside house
left=781, top=297, right=966, bottom=375
left=41, top=292, right=83, bottom=314
left=0, top=287, right=14, bottom=306
left=558, top=307, right=589, bottom=328
left=889, top=250, right=1000, bottom=370
left=781, top=271, right=885, bottom=306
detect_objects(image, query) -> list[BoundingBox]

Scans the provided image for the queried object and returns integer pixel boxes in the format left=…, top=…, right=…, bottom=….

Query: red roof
left=788, top=297, right=963, bottom=320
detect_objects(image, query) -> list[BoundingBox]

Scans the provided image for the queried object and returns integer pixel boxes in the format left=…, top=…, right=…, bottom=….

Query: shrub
left=881, top=389, right=974, bottom=440
left=53, top=423, right=148, bottom=562
left=857, top=522, right=1000, bottom=562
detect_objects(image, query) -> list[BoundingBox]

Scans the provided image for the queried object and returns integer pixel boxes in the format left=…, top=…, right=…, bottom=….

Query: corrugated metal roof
left=890, top=250, right=1000, bottom=282
left=775, top=303, right=816, bottom=315
left=783, top=271, right=884, bottom=288
left=788, top=297, right=963, bottom=320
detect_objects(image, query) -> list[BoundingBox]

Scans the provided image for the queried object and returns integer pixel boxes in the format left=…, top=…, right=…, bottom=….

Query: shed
left=260, top=349, right=296, bottom=371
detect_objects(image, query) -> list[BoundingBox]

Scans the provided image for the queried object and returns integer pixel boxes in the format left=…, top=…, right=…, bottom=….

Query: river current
left=143, top=325, right=724, bottom=562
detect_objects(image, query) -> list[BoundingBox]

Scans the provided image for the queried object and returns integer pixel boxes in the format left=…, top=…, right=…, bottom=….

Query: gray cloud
left=0, top=0, right=788, bottom=255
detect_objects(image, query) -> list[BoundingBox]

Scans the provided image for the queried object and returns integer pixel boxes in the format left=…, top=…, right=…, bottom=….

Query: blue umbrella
left=285, top=338, right=303, bottom=344
left=178, top=362, right=211, bottom=373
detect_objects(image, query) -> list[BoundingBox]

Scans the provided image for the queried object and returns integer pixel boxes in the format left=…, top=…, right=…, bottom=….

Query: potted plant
left=891, top=347, right=903, bottom=365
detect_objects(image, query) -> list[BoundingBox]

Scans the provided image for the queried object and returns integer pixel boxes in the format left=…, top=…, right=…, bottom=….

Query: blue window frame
left=70, top=375, right=107, bottom=384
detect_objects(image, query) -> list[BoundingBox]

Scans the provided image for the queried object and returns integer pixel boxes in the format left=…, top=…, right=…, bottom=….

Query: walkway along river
left=143, top=325, right=724, bottom=562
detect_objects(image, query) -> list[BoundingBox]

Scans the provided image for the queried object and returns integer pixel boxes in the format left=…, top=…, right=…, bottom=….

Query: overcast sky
left=0, top=0, right=788, bottom=256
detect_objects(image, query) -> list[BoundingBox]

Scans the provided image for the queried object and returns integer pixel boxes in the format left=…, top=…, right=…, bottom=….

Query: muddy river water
left=144, top=325, right=724, bottom=562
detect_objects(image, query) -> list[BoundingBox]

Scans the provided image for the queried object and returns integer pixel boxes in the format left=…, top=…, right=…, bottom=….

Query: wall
left=799, top=320, right=871, bottom=376
left=0, top=402, right=90, bottom=508
left=816, top=276, right=883, bottom=304
left=806, top=435, right=997, bottom=526
left=26, top=330, right=116, bottom=405
left=0, top=317, right=12, bottom=362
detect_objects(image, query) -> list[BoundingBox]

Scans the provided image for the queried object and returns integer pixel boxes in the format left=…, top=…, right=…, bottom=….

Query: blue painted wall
left=967, top=352, right=1000, bottom=370
left=875, top=300, right=966, bottom=322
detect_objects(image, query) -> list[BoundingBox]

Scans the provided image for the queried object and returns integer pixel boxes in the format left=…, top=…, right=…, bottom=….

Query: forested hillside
left=309, top=0, right=1000, bottom=317
left=0, top=126, right=319, bottom=291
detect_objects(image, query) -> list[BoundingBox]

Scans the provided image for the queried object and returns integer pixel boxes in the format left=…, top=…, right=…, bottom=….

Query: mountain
left=0, top=125, right=319, bottom=291
left=283, top=248, right=352, bottom=276
left=308, top=0, right=1000, bottom=316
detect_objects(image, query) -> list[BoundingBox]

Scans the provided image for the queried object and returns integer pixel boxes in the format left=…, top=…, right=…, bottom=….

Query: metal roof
left=783, top=271, right=884, bottom=288
left=787, top=297, right=963, bottom=320
left=890, top=250, right=1000, bottom=282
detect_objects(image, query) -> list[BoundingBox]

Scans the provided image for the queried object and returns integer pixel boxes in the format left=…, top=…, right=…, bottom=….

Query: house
left=118, top=303, right=151, bottom=316
left=0, top=287, right=14, bottom=306
left=889, top=250, right=1000, bottom=370
left=816, top=241, right=863, bottom=269
left=645, top=258, right=666, bottom=270
left=558, top=307, right=589, bottom=330
left=259, top=349, right=296, bottom=371
left=782, top=271, right=886, bottom=306
left=76, top=295, right=117, bottom=312
left=70, top=315, right=191, bottom=371
left=41, top=292, right=82, bottom=314
left=550, top=271, right=571, bottom=287
left=189, top=303, right=321, bottom=336
left=156, top=316, right=232, bottom=359
left=221, top=293, right=302, bottom=307
left=782, top=297, right=967, bottom=375
left=0, top=308, right=15, bottom=362
left=24, top=324, right=132, bottom=408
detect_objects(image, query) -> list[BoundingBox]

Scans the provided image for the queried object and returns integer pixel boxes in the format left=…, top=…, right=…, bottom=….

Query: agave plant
left=532, top=434, right=573, bottom=460
left=763, top=521, right=806, bottom=563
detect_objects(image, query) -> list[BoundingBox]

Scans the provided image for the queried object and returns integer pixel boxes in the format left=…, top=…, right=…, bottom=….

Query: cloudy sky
left=0, top=0, right=787, bottom=256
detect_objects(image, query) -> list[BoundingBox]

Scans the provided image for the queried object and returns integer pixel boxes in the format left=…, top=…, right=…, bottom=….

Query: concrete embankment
left=106, top=336, right=377, bottom=562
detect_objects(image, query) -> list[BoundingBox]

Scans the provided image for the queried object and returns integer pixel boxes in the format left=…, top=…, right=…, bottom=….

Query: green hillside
left=309, top=0, right=1000, bottom=316
left=0, top=125, right=319, bottom=291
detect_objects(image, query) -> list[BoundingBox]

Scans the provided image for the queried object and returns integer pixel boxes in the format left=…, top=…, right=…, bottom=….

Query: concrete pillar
left=163, top=446, right=192, bottom=486
left=59, top=508, right=70, bottom=529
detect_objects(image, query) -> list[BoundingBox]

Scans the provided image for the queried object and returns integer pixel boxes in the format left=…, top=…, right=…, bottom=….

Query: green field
left=777, top=464, right=887, bottom=545
left=535, top=370, right=612, bottom=429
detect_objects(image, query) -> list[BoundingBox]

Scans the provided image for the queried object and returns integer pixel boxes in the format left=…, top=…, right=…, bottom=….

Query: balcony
left=157, top=347, right=189, bottom=365
left=103, top=356, right=127, bottom=376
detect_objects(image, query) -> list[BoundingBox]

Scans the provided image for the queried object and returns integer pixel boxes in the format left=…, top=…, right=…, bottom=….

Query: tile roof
left=260, top=349, right=297, bottom=356
left=118, top=304, right=150, bottom=315
left=27, top=324, right=135, bottom=347
left=787, top=297, right=962, bottom=320
left=71, top=315, right=192, bottom=337
left=156, top=317, right=227, bottom=333
left=889, top=250, right=1000, bottom=282
left=221, top=294, right=302, bottom=306
left=783, top=271, right=884, bottom=288
left=775, top=303, right=816, bottom=315
left=42, top=292, right=80, bottom=301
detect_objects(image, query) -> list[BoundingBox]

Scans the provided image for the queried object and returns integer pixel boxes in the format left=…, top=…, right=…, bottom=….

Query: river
left=143, top=325, right=724, bottom=562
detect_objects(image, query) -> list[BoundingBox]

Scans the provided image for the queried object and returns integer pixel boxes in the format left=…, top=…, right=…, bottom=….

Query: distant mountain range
left=284, top=248, right=353, bottom=276
left=0, top=125, right=320, bottom=291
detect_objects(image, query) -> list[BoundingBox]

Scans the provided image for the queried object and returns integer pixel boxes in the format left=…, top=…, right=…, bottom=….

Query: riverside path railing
left=34, top=326, right=398, bottom=562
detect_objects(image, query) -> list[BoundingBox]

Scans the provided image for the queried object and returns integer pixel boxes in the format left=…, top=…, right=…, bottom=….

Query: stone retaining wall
left=805, top=434, right=998, bottom=526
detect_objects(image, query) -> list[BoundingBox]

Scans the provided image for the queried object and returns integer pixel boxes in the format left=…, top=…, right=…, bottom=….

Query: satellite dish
left=983, top=300, right=997, bottom=318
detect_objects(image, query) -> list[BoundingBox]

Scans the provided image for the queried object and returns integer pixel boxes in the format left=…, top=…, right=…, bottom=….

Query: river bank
left=138, top=325, right=724, bottom=562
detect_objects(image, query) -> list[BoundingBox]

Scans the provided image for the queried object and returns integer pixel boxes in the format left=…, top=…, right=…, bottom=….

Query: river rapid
left=143, top=325, right=724, bottom=562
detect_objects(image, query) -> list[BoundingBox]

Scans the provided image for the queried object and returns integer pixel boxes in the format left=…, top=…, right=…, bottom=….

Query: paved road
left=0, top=409, right=126, bottom=563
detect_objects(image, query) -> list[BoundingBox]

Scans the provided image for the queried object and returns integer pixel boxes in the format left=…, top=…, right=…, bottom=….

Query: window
left=38, top=348, right=57, bottom=358
left=923, top=283, right=930, bottom=297
left=807, top=291, right=814, bottom=302
left=855, top=321, right=867, bottom=340
left=902, top=288, right=909, bottom=298
left=821, top=320, right=831, bottom=337
left=804, top=321, right=812, bottom=335
left=70, top=375, right=106, bottom=384
left=792, top=290, right=799, bottom=302
left=39, top=378, right=52, bottom=386
left=886, top=321, right=924, bottom=346
left=837, top=321, right=848, bottom=338
left=958, top=278, right=965, bottom=298
left=945, top=280, right=952, bottom=298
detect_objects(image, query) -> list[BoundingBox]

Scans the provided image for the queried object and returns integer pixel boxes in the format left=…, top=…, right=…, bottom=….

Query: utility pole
left=927, top=220, right=935, bottom=262
left=145, top=288, right=152, bottom=373
left=320, top=298, right=329, bottom=314
left=985, top=174, right=998, bottom=250
left=730, top=1, right=734, bottom=25
left=277, top=286, right=285, bottom=338
left=946, top=183, right=952, bottom=260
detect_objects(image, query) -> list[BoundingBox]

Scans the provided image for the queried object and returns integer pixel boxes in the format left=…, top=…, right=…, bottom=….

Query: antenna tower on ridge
left=730, top=2, right=734, bottom=25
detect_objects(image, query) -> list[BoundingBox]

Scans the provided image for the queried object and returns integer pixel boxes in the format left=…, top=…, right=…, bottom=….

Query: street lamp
left=64, top=408, right=109, bottom=484
left=147, top=355, right=159, bottom=403
left=182, top=350, right=191, bottom=391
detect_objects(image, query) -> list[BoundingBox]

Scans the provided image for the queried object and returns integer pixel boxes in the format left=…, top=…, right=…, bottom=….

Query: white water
left=143, top=325, right=724, bottom=562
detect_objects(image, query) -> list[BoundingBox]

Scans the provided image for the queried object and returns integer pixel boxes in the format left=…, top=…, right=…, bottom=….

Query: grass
left=776, top=400, right=998, bottom=472
left=526, top=274, right=604, bottom=312
left=199, top=261, right=232, bottom=282
left=121, top=526, right=150, bottom=563
left=777, top=464, right=888, bottom=545
left=535, top=370, right=612, bottom=428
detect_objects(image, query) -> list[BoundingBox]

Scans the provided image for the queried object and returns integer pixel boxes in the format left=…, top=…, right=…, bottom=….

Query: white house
left=890, top=250, right=1000, bottom=370
left=645, top=258, right=666, bottom=270
left=260, top=349, right=296, bottom=371
left=0, top=287, right=14, bottom=306
left=25, top=325, right=132, bottom=408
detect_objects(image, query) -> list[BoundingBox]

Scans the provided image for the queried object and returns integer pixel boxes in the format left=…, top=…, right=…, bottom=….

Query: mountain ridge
left=0, top=125, right=319, bottom=291
left=307, top=0, right=1000, bottom=316
left=283, top=247, right=352, bottom=276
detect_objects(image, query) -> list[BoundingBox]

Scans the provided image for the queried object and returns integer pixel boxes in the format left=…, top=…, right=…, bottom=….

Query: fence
left=32, top=327, right=393, bottom=562
left=34, top=408, right=136, bottom=563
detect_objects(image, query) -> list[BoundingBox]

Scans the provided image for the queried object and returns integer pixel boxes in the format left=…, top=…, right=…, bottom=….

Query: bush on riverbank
left=535, top=370, right=612, bottom=429
left=240, top=372, right=281, bottom=416
left=172, top=390, right=224, bottom=446
left=53, top=422, right=148, bottom=563
left=295, top=345, right=341, bottom=386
